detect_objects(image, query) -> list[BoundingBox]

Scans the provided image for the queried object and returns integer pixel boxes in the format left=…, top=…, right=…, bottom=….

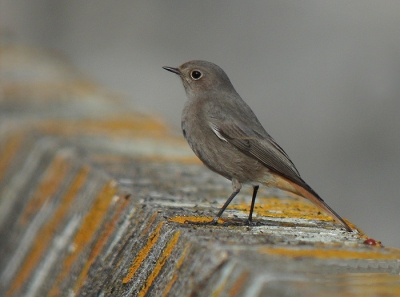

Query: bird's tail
left=272, top=175, right=353, bottom=232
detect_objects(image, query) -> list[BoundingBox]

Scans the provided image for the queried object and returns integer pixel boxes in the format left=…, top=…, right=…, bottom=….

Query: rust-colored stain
left=169, top=216, right=224, bottom=224
left=0, top=134, right=24, bottom=182
left=19, top=154, right=71, bottom=225
left=6, top=166, right=90, bottom=297
left=74, top=193, right=131, bottom=294
left=161, top=243, right=191, bottom=297
left=122, top=222, right=165, bottom=284
left=47, top=180, right=117, bottom=297
left=228, top=271, right=250, bottom=297
left=228, top=197, right=343, bottom=222
left=259, top=246, right=400, bottom=260
left=137, top=231, right=181, bottom=297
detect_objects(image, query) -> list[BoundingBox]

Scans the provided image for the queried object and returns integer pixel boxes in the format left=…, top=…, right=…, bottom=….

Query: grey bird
left=163, top=60, right=352, bottom=232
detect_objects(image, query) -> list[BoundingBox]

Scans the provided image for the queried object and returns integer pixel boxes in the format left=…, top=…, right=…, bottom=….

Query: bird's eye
left=190, top=70, right=202, bottom=80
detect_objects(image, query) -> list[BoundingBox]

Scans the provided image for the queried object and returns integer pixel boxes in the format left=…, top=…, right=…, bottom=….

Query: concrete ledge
left=1, top=46, right=399, bottom=296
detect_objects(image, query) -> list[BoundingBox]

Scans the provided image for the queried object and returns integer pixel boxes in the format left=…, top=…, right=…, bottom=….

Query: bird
left=163, top=60, right=352, bottom=232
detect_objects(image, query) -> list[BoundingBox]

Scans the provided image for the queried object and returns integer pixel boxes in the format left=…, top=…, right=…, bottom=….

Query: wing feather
left=209, top=119, right=305, bottom=186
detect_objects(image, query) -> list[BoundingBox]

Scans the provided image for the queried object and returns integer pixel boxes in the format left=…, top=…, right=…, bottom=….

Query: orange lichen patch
left=86, top=154, right=134, bottom=163
left=74, top=193, right=131, bottom=294
left=35, top=115, right=168, bottom=138
left=212, top=266, right=250, bottom=297
left=175, top=243, right=191, bottom=270
left=344, top=220, right=360, bottom=235
left=137, top=231, right=181, bottom=297
left=0, top=134, right=24, bottom=182
left=6, top=166, right=90, bottom=297
left=211, top=265, right=249, bottom=297
left=47, top=180, right=117, bottom=297
left=259, top=246, right=400, bottom=260
left=161, top=243, right=191, bottom=297
left=228, top=197, right=338, bottom=222
left=19, top=154, right=71, bottom=225
left=88, top=153, right=201, bottom=167
left=212, top=274, right=228, bottom=297
left=229, top=271, right=250, bottom=297
left=0, top=45, right=73, bottom=68
left=137, top=155, right=202, bottom=165
left=308, top=273, right=400, bottom=297
left=141, top=213, right=159, bottom=237
left=162, top=274, right=178, bottom=296
left=122, top=222, right=165, bottom=284
left=2, top=82, right=96, bottom=102
left=169, top=216, right=224, bottom=224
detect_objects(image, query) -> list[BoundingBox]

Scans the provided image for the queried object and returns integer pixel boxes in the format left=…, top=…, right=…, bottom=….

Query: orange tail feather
left=273, top=175, right=353, bottom=232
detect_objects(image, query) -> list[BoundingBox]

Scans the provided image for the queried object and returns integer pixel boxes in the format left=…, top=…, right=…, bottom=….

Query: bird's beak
left=162, top=66, right=181, bottom=75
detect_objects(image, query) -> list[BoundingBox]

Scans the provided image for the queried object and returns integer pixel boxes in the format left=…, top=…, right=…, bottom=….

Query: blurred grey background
left=2, top=1, right=399, bottom=247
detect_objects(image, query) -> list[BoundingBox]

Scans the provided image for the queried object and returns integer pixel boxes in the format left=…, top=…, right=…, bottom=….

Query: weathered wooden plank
left=1, top=45, right=399, bottom=297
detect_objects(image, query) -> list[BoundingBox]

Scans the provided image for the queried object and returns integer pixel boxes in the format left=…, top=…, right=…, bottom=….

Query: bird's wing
left=208, top=119, right=304, bottom=185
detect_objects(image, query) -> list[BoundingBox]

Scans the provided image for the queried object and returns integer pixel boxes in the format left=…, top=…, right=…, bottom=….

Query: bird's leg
left=246, top=185, right=259, bottom=225
left=185, top=179, right=241, bottom=225
left=210, top=189, right=241, bottom=224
